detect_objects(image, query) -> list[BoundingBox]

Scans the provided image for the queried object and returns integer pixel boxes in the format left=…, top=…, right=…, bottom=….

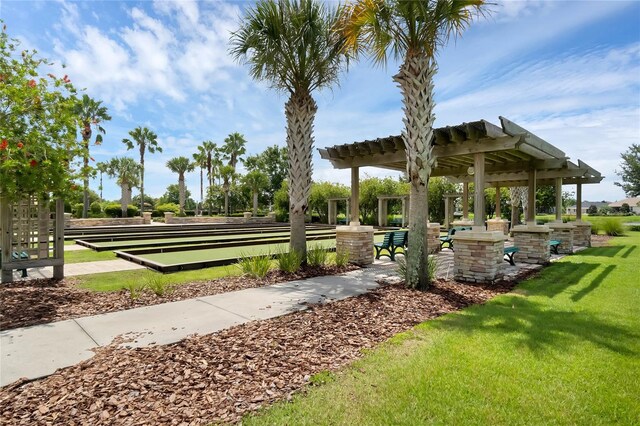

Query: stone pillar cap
left=336, top=225, right=375, bottom=232
left=547, top=222, right=576, bottom=229
left=453, top=230, right=506, bottom=242
left=512, top=224, right=550, bottom=233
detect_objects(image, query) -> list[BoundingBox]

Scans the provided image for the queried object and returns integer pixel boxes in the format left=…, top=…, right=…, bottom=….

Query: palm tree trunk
left=393, top=55, right=438, bottom=290
left=253, top=190, right=258, bottom=216
left=285, top=90, right=316, bottom=259
left=224, top=191, right=229, bottom=216
left=121, top=183, right=131, bottom=218
left=178, top=176, right=185, bottom=215
left=82, top=135, right=90, bottom=219
left=140, top=149, right=145, bottom=217
left=199, top=167, right=204, bottom=215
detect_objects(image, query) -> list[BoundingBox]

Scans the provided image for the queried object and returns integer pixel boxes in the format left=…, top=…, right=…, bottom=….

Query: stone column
left=350, top=167, right=360, bottom=225
left=64, top=212, right=72, bottom=229
left=336, top=224, right=375, bottom=266
left=487, top=219, right=509, bottom=235
left=548, top=222, right=575, bottom=254
left=377, top=198, right=386, bottom=226
left=512, top=224, right=551, bottom=264
left=243, top=212, right=252, bottom=221
left=473, top=152, right=485, bottom=230
left=427, top=222, right=441, bottom=254
left=570, top=221, right=592, bottom=247
left=164, top=212, right=175, bottom=224
left=453, top=231, right=506, bottom=283
left=143, top=212, right=152, bottom=224
left=328, top=200, right=336, bottom=225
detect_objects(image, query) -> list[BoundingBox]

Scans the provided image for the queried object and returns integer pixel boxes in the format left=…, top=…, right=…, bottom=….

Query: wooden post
left=463, top=182, right=469, bottom=220
left=350, top=167, right=359, bottom=225
left=444, top=196, right=450, bottom=228
left=401, top=197, right=406, bottom=227
left=495, top=183, right=501, bottom=219
left=54, top=198, right=64, bottom=279
left=576, top=183, right=582, bottom=221
left=473, top=153, right=485, bottom=229
left=377, top=198, right=384, bottom=226
left=1, top=197, right=12, bottom=283
left=555, top=177, right=563, bottom=222
left=527, top=169, right=537, bottom=223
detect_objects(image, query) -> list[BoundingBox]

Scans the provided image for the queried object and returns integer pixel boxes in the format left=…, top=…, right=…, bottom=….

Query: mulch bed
left=0, top=265, right=358, bottom=331
left=591, top=234, right=613, bottom=247
left=0, top=278, right=516, bottom=425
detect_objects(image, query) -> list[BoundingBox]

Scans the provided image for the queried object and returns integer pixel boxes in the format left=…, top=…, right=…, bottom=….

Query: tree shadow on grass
left=571, top=265, right=615, bottom=302
left=583, top=246, right=624, bottom=257
left=433, top=296, right=638, bottom=357
left=522, top=262, right=599, bottom=299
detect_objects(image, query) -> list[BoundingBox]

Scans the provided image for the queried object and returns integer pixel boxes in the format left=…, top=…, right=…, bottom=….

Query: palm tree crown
left=122, top=126, right=161, bottom=214
left=106, top=157, right=140, bottom=217
left=166, top=156, right=195, bottom=214
left=222, top=132, right=247, bottom=170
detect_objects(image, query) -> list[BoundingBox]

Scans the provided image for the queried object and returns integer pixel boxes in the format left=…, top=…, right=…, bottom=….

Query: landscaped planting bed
left=0, top=278, right=514, bottom=425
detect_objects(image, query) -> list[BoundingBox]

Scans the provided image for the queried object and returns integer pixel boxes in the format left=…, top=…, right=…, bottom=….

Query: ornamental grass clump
left=307, top=244, right=329, bottom=267
left=277, top=249, right=303, bottom=274
left=602, top=219, right=625, bottom=236
left=334, top=249, right=350, bottom=268
left=236, top=253, right=272, bottom=279
left=144, top=273, right=176, bottom=297
left=396, top=255, right=438, bottom=285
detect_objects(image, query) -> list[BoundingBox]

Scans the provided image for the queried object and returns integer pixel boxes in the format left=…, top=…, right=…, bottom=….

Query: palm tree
left=106, top=157, right=140, bottom=217
left=95, top=161, right=109, bottom=201
left=192, top=151, right=207, bottom=215
left=222, top=132, right=247, bottom=170
left=230, top=0, right=349, bottom=258
left=74, top=94, right=111, bottom=218
left=219, top=165, right=236, bottom=216
left=166, top=156, right=195, bottom=215
left=341, top=0, right=486, bottom=289
left=243, top=170, right=269, bottom=216
left=122, top=127, right=162, bottom=215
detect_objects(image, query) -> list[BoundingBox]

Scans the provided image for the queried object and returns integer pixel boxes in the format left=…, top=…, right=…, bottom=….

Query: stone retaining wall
left=336, top=225, right=374, bottom=266
left=570, top=221, right=591, bottom=247
left=512, top=225, right=551, bottom=264
left=548, top=222, right=575, bottom=254
left=427, top=222, right=441, bottom=254
left=453, top=231, right=505, bottom=283
left=164, top=213, right=276, bottom=225
left=68, top=217, right=146, bottom=228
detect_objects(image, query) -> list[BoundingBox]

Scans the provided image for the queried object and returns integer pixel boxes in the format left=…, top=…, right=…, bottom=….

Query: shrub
left=307, top=244, right=329, bottom=267
left=334, top=249, right=350, bottom=268
left=590, top=223, right=601, bottom=235
left=89, top=201, right=102, bottom=215
left=396, top=255, right=438, bottom=284
left=72, top=203, right=84, bottom=218
left=156, top=203, right=180, bottom=215
left=587, top=205, right=598, bottom=215
left=144, top=273, right=175, bottom=297
left=602, top=218, right=624, bottom=236
left=277, top=249, right=303, bottom=274
left=236, top=253, right=272, bottom=279
left=127, top=204, right=140, bottom=217
left=104, top=203, right=122, bottom=217
left=126, top=280, right=145, bottom=301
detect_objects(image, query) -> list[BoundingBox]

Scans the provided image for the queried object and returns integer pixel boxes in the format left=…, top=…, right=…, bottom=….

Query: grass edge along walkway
left=244, top=233, right=640, bottom=425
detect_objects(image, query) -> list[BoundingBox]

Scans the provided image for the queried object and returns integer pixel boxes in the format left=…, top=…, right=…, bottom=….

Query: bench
left=374, top=231, right=395, bottom=260
left=549, top=240, right=561, bottom=255
left=0, top=250, right=29, bottom=278
left=503, top=246, right=519, bottom=266
left=389, top=218, right=403, bottom=227
left=390, top=230, right=408, bottom=259
left=439, top=226, right=472, bottom=251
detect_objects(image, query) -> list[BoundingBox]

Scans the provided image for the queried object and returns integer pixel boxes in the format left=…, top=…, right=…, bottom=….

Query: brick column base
left=336, top=225, right=375, bottom=266
left=548, top=222, right=575, bottom=254
left=427, top=222, right=441, bottom=254
left=143, top=212, right=152, bottom=224
left=512, top=225, right=551, bottom=264
left=453, top=231, right=506, bottom=283
left=570, top=221, right=591, bottom=247
left=487, top=219, right=509, bottom=235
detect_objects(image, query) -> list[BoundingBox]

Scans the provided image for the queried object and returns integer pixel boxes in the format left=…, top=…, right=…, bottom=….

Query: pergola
left=319, top=116, right=602, bottom=227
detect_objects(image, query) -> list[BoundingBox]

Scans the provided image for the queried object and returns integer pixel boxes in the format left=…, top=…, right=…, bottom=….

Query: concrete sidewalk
left=11, top=259, right=147, bottom=280
left=0, top=262, right=396, bottom=387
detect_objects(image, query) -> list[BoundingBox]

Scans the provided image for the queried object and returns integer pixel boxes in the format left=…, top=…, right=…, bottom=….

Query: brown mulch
left=590, top=234, right=613, bottom=247
left=0, top=278, right=515, bottom=425
left=0, top=265, right=358, bottom=331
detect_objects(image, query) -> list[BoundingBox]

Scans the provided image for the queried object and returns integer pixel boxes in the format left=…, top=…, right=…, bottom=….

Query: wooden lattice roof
left=319, top=116, right=602, bottom=187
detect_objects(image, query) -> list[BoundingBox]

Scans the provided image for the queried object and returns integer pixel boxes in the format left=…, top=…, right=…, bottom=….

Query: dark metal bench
left=503, top=246, right=519, bottom=266
left=374, top=231, right=395, bottom=260
left=439, top=226, right=472, bottom=251
left=390, top=230, right=408, bottom=259
left=549, top=240, right=561, bottom=255
left=1, top=250, right=29, bottom=278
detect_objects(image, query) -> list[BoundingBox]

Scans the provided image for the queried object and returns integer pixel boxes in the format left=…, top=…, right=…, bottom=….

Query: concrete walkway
left=0, top=262, right=396, bottom=387
left=11, top=259, right=147, bottom=280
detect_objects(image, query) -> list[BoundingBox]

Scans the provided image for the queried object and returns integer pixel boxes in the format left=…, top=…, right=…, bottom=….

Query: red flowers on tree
left=0, top=139, right=7, bottom=150
left=27, top=79, right=36, bottom=88
left=17, top=142, right=23, bottom=149
left=29, top=159, right=38, bottom=167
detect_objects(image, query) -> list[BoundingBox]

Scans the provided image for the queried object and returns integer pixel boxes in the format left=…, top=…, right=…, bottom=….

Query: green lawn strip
left=75, top=264, right=241, bottom=292
left=88, top=229, right=337, bottom=249
left=536, top=214, right=640, bottom=228
left=64, top=249, right=117, bottom=264
left=244, top=232, right=640, bottom=425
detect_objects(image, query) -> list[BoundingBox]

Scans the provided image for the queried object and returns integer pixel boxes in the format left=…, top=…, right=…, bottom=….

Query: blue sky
left=2, top=0, right=639, bottom=203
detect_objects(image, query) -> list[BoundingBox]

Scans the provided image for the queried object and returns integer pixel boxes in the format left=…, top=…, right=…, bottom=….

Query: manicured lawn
left=74, top=264, right=241, bottom=292
left=245, top=232, right=640, bottom=425
left=64, top=249, right=117, bottom=264
left=536, top=214, right=640, bottom=229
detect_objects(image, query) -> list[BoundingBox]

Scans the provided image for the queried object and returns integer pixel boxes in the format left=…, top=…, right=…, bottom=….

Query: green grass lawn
left=536, top=214, right=640, bottom=229
left=64, top=249, right=117, bottom=264
left=245, top=232, right=640, bottom=425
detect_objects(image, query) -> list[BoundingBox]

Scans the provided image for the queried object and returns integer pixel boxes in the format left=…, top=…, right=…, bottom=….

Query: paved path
left=11, top=259, right=147, bottom=280
left=0, top=262, right=396, bottom=387
left=63, top=244, right=89, bottom=251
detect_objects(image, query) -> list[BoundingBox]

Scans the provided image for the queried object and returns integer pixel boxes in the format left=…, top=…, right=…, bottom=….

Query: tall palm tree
left=230, top=0, right=349, bottom=258
left=198, top=141, right=217, bottom=188
left=243, top=170, right=269, bottom=216
left=106, top=157, right=140, bottom=218
left=222, top=132, right=247, bottom=170
left=192, top=151, right=207, bottom=215
left=342, top=0, right=486, bottom=289
left=219, top=165, right=236, bottom=216
left=122, top=126, right=162, bottom=215
left=74, top=94, right=111, bottom=218
left=166, top=156, right=195, bottom=215
left=95, top=161, right=109, bottom=201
